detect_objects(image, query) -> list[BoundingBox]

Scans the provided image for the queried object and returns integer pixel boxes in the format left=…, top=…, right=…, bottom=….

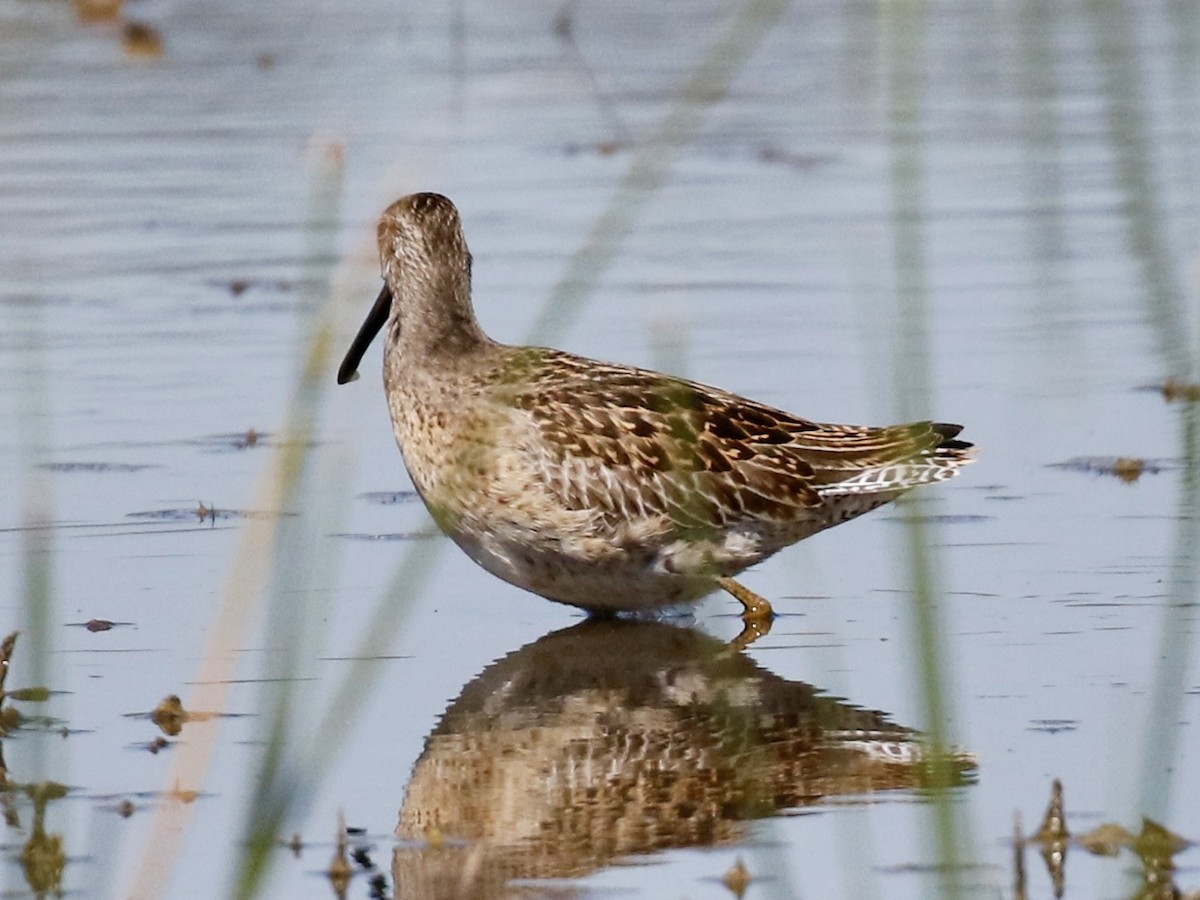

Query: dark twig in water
left=553, top=0, right=633, bottom=148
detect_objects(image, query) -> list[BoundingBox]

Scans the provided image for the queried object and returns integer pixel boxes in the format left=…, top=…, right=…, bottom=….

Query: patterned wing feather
left=500, top=349, right=971, bottom=532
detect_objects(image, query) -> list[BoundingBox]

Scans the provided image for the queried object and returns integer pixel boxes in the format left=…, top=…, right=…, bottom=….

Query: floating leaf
left=1077, top=823, right=1134, bottom=857
left=7, top=687, right=52, bottom=703
left=1133, top=818, right=1191, bottom=861
left=722, top=857, right=751, bottom=898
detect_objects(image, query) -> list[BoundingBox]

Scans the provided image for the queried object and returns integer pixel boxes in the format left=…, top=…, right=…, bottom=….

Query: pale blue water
left=1, top=1, right=1198, bottom=898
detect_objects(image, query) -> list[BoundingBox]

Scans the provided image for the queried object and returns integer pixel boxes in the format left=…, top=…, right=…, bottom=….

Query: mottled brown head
left=337, top=193, right=488, bottom=385
left=377, top=192, right=471, bottom=284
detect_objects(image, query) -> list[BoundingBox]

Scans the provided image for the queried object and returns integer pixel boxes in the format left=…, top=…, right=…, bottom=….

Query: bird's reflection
left=393, top=618, right=975, bottom=898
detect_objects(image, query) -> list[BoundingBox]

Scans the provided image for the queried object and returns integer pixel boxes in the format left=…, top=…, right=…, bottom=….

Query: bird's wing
left=495, top=349, right=966, bottom=533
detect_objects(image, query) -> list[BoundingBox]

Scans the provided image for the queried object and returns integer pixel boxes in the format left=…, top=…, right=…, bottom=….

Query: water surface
left=1, top=1, right=1198, bottom=897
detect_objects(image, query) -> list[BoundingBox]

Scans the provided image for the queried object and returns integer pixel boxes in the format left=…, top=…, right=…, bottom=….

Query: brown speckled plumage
left=338, top=193, right=973, bottom=623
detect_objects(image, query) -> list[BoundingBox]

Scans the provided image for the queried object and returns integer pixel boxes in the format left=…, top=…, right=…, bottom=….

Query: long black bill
left=337, top=284, right=392, bottom=385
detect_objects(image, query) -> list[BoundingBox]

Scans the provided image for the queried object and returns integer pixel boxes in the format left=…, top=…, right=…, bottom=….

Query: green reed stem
left=15, top=287, right=55, bottom=785
left=1139, top=404, right=1200, bottom=819
left=883, top=0, right=966, bottom=894
left=1085, top=0, right=1200, bottom=825
left=235, top=143, right=347, bottom=898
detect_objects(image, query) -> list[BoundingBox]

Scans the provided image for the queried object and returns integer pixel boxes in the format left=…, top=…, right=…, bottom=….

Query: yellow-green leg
left=717, top=576, right=775, bottom=621
left=716, top=577, right=775, bottom=650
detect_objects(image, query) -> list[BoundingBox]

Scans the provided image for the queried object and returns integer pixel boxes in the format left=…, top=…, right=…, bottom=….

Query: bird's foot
left=717, top=577, right=776, bottom=649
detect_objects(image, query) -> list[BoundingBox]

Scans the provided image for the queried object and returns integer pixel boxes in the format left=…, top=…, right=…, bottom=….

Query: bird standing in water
left=338, top=193, right=972, bottom=637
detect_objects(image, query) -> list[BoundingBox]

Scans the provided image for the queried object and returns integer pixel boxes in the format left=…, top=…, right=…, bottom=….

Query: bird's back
left=489, top=346, right=972, bottom=544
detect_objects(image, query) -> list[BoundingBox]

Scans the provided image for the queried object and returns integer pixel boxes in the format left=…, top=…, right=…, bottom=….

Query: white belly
left=447, top=525, right=761, bottom=613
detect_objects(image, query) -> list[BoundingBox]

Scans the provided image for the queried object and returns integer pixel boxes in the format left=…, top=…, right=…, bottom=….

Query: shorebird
left=338, top=193, right=972, bottom=633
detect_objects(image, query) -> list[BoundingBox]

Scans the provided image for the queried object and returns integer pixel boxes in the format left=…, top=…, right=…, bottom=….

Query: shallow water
left=2, top=0, right=1199, bottom=897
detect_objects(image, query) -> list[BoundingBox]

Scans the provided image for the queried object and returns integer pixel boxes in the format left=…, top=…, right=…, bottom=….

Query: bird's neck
left=386, top=269, right=494, bottom=377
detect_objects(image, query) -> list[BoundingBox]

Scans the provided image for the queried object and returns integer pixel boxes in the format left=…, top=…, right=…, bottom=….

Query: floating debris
left=19, top=783, right=68, bottom=896
left=187, top=430, right=274, bottom=453
left=151, top=695, right=186, bottom=736
left=167, top=786, right=201, bottom=805
left=1028, top=719, right=1078, bottom=735
left=6, top=687, right=51, bottom=703
left=1160, top=378, right=1200, bottom=403
left=1019, top=780, right=1198, bottom=897
left=1076, top=822, right=1132, bottom=856
left=1035, top=779, right=1068, bottom=842
left=73, top=0, right=121, bottom=23
left=38, top=461, right=158, bottom=473
left=129, top=697, right=232, bottom=737
left=68, top=618, right=133, bottom=633
left=139, top=736, right=170, bottom=755
left=722, top=857, right=751, bottom=897
left=217, top=277, right=295, bottom=296
left=1134, top=818, right=1191, bottom=861
left=1112, top=457, right=1146, bottom=483
left=1031, top=780, right=1068, bottom=896
left=327, top=811, right=353, bottom=896
left=1048, top=456, right=1169, bottom=482
left=563, top=140, right=626, bottom=156
left=123, top=20, right=164, bottom=58
left=759, top=145, right=835, bottom=170
left=358, top=491, right=419, bottom=505
left=93, top=788, right=208, bottom=812
left=125, top=506, right=292, bottom=524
